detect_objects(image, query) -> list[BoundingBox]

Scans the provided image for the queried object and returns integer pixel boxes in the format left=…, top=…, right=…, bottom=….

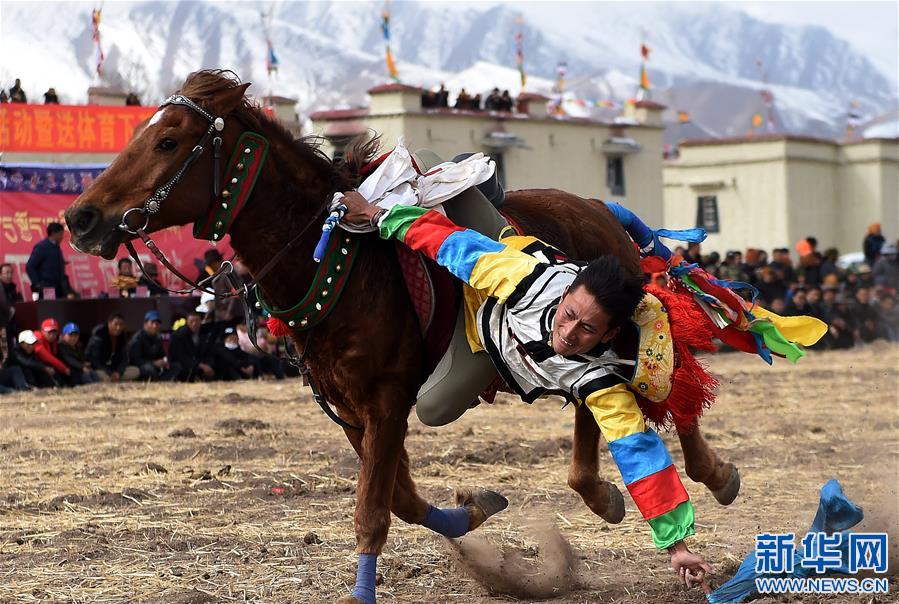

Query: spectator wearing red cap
left=33, top=318, right=70, bottom=385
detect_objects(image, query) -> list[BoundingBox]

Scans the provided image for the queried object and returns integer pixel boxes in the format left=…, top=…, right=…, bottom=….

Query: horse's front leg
left=335, top=401, right=406, bottom=604
left=677, top=420, right=741, bottom=505
left=567, top=402, right=625, bottom=523
left=338, top=401, right=506, bottom=604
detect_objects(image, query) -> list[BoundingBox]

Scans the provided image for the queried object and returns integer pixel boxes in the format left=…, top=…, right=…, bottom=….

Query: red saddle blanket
left=395, top=242, right=459, bottom=378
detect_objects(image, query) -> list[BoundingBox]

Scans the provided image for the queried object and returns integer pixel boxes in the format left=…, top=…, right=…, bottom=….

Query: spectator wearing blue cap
left=59, top=323, right=99, bottom=385
left=127, top=311, right=181, bottom=381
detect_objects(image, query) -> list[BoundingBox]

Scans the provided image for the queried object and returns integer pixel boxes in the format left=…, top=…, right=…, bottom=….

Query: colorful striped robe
left=379, top=204, right=694, bottom=549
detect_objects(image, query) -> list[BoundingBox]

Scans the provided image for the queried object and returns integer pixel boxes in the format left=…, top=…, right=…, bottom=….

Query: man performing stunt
left=340, top=186, right=826, bottom=592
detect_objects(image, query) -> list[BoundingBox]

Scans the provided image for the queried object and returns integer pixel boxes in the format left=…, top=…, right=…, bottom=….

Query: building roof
left=680, top=133, right=837, bottom=147
left=367, top=83, right=423, bottom=95
left=634, top=100, right=666, bottom=110
left=261, top=95, right=298, bottom=105
left=517, top=92, right=550, bottom=101
left=309, top=107, right=370, bottom=121
left=87, top=86, right=127, bottom=95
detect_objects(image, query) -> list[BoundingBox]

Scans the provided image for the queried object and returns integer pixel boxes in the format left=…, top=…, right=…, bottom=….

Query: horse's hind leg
left=677, top=420, right=740, bottom=505
left=568, top=403, right=625, bottom=523
left=391, top=446, right=507, bottom=534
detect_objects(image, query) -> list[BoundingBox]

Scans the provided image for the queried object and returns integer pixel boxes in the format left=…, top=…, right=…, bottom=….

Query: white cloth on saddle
left=333, top=137, right=496, bottom=233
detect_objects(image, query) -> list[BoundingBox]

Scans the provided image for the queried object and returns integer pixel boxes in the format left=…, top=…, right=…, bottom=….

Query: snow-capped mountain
left=1, top=1, right=895, bottom=140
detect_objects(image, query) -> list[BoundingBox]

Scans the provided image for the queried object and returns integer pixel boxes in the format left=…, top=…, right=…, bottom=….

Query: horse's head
left=65, top=70, right=251, bottom=259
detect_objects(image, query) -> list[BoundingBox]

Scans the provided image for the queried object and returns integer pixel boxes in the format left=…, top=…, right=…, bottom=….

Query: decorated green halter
left=194, top=131, right=269, bottom=241
left=254, top=229, right=361, bottom=331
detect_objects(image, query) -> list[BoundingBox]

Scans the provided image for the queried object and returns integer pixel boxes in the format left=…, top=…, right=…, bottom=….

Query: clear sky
left=734, top=1, right=898, bottom=82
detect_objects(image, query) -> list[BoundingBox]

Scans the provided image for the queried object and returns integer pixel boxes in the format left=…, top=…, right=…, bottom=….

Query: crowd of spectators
left=669, top=227, right=899, bottom=348
left=1, top=214, right=896, bottom=393
left=0, top=301, right=287, bottom=394
left=421, top=85, right=516, bottom=112
left=0, top=77, right=140, bottom=105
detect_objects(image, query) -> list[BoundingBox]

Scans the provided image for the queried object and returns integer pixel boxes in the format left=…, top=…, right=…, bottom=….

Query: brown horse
left=64, top=70, right=731, bottom=602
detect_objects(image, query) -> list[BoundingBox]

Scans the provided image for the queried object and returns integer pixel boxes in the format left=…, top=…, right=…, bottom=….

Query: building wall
left=838, top=140, right=899, bottom=254
left=664, top=137, right=899, bottom=257
left=311, top=104, right=665, bottom=225
left=783, top=140, right=839, bottom=252
left=663, top=141, right=791, bottom=255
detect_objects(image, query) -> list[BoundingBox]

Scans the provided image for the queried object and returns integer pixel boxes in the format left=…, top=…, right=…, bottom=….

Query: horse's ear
left=210, top=82, right=251, bottom=116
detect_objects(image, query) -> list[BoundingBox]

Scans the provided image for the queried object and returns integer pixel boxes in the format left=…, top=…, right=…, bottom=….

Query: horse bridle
left=118, top=94, right=225, bottom=237
left=107, top=91, right=361, bottom=431
left=114, top=93, right=327, bottom=298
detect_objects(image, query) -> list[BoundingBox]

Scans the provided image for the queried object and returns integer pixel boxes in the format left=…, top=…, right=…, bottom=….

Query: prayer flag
left=752, top=113, right=763, bottom=128
left=515, top=23, right=526, bottom=89
left=382, top=5, right=400, bottom=82
left=678, top=111, right=690, bottom=123
left=91, top=8, right=104, bottom=76
left=641, top=43, right=651, bottom=60
left=640, top=63, right=650, bottom=90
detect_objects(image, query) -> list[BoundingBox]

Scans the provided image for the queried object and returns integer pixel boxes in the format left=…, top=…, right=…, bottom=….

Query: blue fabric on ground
left=422, top=505, right=470, bottom=538
left=351, top=552, right=377, bottom=604
left=707, top=479, right=864, bottom=603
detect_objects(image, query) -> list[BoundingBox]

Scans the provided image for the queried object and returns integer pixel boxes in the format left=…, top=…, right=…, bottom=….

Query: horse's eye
left=155, top=138, right=177, bottom=152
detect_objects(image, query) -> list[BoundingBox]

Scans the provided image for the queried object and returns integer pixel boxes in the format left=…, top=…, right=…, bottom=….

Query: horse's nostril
left=71, top=206, right=102, bottom=236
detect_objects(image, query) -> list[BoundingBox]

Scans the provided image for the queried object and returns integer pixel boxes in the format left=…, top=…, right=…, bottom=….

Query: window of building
left=696, top=195, right=720, bottom=233
left=606, top=156, right=625, bottom=196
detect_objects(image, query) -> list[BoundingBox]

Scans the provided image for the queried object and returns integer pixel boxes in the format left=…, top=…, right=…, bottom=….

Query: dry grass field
left=1, top=345, right=897, bottom=604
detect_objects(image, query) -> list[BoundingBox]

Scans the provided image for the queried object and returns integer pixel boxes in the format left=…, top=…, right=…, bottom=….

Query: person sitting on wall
left=8, top=78, right=26, bottom=103
left=43, top=88, right=59, bottom=104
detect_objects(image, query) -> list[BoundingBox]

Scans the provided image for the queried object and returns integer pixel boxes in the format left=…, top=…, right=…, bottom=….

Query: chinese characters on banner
left=1, top=164, right=232, bottom=298
left=0, top=104, right=155, bottom=153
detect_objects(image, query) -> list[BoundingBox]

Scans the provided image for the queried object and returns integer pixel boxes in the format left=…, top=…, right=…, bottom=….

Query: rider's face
left=551, top=285, right=618, bottom=356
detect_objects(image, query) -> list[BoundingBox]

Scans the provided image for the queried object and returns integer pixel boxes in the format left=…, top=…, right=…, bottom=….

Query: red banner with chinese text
left=0, top=191, right=232, bottom=298
left=0, top=104, right=155, bottom=153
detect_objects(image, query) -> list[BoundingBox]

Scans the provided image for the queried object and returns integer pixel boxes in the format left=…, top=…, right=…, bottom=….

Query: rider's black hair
left=569, top=255, right=644, bottom=328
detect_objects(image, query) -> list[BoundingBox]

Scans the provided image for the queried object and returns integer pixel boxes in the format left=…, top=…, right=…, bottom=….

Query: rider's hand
left=340, top=191, right=379, bottom=227
left=668, top=541, right=712, bottom=593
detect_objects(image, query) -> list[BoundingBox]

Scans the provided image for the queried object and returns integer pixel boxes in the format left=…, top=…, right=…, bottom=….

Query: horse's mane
left=178, top=69, right=379, bottom=191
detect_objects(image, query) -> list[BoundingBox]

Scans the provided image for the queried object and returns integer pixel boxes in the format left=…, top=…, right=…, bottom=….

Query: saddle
left=395, top=149, right=509, bottom=426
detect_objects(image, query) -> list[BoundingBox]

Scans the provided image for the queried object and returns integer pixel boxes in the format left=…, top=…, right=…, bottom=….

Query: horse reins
left=113, top=91, right=361, bottom=432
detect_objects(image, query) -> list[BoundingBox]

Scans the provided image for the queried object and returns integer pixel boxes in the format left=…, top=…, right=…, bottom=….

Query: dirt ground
left=1, top=345, right=897, bottom=604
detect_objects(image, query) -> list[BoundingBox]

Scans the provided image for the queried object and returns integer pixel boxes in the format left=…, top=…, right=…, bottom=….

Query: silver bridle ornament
left=118, top=94, right=226, bottom=234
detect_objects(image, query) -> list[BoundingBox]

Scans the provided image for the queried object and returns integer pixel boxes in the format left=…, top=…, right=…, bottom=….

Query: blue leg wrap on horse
left=422, top=505, right=470, bottom=538
left=351, top=553, right=377, bottom=603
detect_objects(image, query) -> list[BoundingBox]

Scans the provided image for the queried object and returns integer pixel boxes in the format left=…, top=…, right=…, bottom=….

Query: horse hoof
left=455, top=487, right=509, bottom=531
left=711, top=464, right=741, bottom=506
left=601, top=483, right=626, bottom=524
